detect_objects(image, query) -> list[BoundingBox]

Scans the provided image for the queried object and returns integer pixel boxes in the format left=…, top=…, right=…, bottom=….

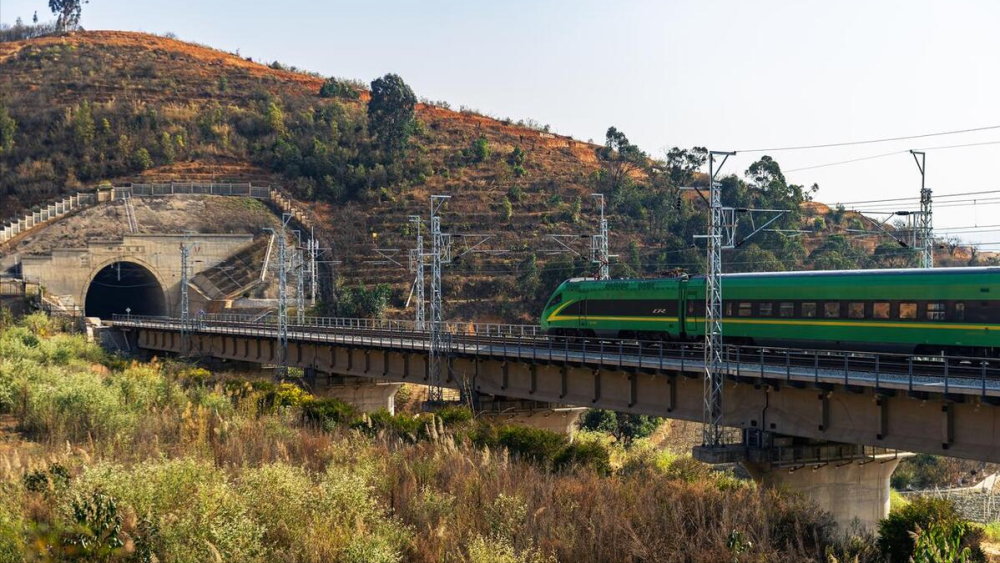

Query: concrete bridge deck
left=112, top=314, right=1000, bottom=463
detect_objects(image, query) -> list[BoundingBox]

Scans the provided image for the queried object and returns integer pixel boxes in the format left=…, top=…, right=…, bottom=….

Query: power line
left=737, top=125, right=1000, bottom=153
left=782, top=140, right=1000, bottom=174
left=785, top=150, right=904, bottom=173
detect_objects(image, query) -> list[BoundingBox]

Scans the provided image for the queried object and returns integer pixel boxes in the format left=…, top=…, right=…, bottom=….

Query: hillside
left=1, top=30, right=994, bottom=322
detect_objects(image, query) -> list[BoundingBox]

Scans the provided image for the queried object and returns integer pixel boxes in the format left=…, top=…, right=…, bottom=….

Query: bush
left=506, top=184, right=524, bottom=203
left=319, top=78, right=360, bottom=99
left=472, top=424, right=568, bottom=467
left=131, top=147, right=153, bottom=171
left=434, top=405, right=473, bottom=427
left=302, top=397, right=357, bottom=427
left=468, top=135, right=490, bottom=163
left=911, top=520, right=982, bottom=563
left=554, top=438, right=612, bottom=475
left=878, top=497, right=982, bottom=562
left=507, top=146, right=525, bottom=167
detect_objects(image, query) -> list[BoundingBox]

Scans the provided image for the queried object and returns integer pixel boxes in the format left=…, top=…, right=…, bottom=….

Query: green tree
left=506, top=184, right=524, bottom=203
left=0, top=103, right=15, bottom=154
left=319, top=78, right=359, bottom=99
left=501, top=196, right=513, bottom=222
left=581, top=409, right=661, bottom=447
left=734, top=243, right=785, bottom=273
left=569, top=196, right=582, bottom=224
left=49, top=0, right=87, bottom=31
left=664, top=146, right=707, bottom=186
left=628, top=240, right=641, bottom=275
left=469, top=135, right=490, bottom=163
left=160, top=131, right=175, bottom=163
left=507, top=146, right=526, bottom=166
left=131, top=148, right=153, bottom=171
left=596, top=126, right=646, bottom=193
left=336, top=283, right=393, bottom=318
left=507, top=146, right=526, bottom=176
left=367, top=73, right=416, bottom=156
left=265, top=101, right=286, bottom=136
left=72, top=101, right=95, bottom=146
left=517, top=253, right=540, bottom=296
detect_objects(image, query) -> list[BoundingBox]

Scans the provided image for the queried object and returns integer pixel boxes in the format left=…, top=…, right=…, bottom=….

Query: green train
left=539, top=267, right=1000, bottom=356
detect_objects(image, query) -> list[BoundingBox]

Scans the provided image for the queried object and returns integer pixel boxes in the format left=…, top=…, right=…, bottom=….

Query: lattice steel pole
left=702, top=151, right=735, bottom=447
left=276, top=223, right=288, bottom=376
left=591, top=193, right=610, bottom=280
left=428, top=195, right=451, bottom=403
left=309, top=228, right=318, bottom=306
left=911, top=150, right=933, bottom=268
left=296, top=248, right=305, bottom=324
left=179, top=239, right=190, bottom=354
left=409, top=215, right=426, bottom=330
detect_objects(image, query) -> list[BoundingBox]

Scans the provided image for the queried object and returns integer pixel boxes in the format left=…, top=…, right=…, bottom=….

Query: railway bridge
left=109, top=313, right=1000, bottom=531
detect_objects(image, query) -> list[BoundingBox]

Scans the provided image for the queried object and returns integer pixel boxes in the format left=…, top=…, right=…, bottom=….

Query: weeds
left=0, top=315, right=876, bottom=562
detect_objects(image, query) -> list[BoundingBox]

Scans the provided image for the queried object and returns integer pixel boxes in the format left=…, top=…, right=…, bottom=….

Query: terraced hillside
left=1, top=30, right=991, bottom=322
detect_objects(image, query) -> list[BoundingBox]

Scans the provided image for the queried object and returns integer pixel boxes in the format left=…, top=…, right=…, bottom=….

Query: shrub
left=878, top=497, right=982, bottom=562
left=302, top=397, right=357, bottom=427
left=554, top=438, right=612, bottom=475
left=131, top=148, right=153, bottom=171
left=319, top=78, right=360, bottom=99
left=434, top=405, right=473, bottom=427
left=501, top=196, right=513, bottom=222
left=468, top=135, right=490, bottom=163
left=64, top=491, right=125, bottom=560
left=911, top=521, right=981, bottom=563
left=507, top=146, right=525, bottom=167
left=506, top=184, right=524, bottom=202
left=472, top=424, right=568, bottom=466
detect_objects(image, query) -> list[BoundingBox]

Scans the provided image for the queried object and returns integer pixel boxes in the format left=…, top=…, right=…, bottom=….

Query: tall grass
left=0, top=313, right=853, bottom=562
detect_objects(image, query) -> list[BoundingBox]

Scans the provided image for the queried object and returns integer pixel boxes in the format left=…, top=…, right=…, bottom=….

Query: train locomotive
left=539, top=267, right=1000, bottom=357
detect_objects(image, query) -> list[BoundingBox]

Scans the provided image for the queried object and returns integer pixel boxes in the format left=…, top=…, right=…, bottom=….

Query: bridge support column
left=743, top=455, right=901, bottom=533
left=310, top=375, right=403, bottom=415
left=696, top=433, right=904, bottom=534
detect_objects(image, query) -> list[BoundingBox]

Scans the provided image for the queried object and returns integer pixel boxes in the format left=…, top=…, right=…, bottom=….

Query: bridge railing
left=198, top=312, right=542, bottom=338
left=110, top=314, right=1000, bottom=399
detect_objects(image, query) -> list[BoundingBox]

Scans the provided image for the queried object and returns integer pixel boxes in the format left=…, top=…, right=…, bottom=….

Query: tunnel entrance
left=84, top=261, right=166, bottom=319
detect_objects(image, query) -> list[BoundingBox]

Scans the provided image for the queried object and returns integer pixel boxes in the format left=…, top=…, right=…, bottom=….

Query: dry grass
left=0, top=313, right=859, bottom=562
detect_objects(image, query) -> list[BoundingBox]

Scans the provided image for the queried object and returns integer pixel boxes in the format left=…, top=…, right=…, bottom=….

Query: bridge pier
left=744, top=455, right=901, bottom=533
left=695, top=433, right=904, bottom=533
left=309, top=374, right=403, bottom=415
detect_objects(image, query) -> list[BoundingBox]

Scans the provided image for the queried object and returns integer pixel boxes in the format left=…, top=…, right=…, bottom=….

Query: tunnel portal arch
left=84, top=260, right=167, bottom=319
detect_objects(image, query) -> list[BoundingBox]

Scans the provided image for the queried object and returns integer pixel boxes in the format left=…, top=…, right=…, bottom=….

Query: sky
left=4, top=0, right=1000, bottom=247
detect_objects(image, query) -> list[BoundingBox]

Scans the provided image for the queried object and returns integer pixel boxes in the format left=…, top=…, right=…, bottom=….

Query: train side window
left=725, top=302, right=733, bottom=316
left=899, top=302, right=917, bottom=320
left=824, top=302, right=840, bottom=318
left=848, top=302, right=865, bottom=319
left=759, top=303, right=773, bottom=317
left=738, top=302, right=752, bottom=317
left=955, top=302, right=965, bottom=321
left=927, top=302, right=946, bottom=321
left=688, top=301, right=695, bottom=314
left=779, top=302, right=794, bottom=317
left=873, top=302, right=890, bottom=319
left=802, top=302, right=817, bottom=318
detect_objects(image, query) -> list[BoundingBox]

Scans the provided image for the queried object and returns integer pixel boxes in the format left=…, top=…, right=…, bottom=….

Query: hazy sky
left=5, top=0, right=1000, bottom=246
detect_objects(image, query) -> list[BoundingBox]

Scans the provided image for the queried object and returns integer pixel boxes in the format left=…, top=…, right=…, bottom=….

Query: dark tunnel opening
left=84, top=262, right=166, bottom=319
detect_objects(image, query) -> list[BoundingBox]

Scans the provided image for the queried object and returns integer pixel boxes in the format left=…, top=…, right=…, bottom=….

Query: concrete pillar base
left=743, top=455, right=901, bottom=533
left=310, top=375, right=402, bottom=414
